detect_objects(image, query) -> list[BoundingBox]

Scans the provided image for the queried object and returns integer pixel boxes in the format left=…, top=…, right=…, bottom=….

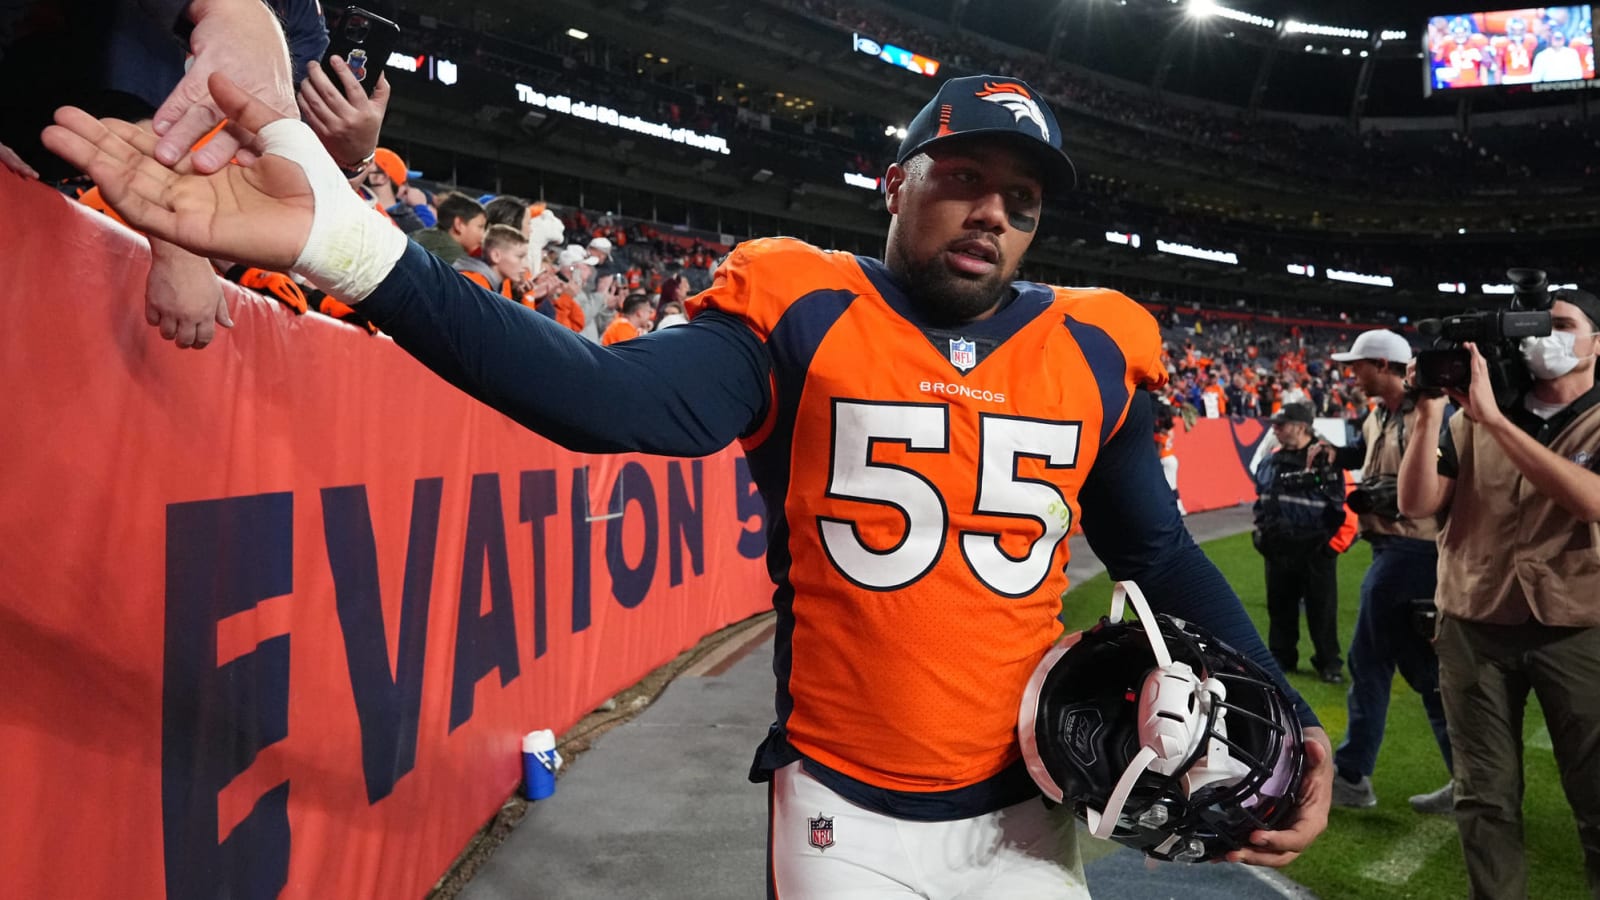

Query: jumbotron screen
left=1425, top=6, right=1595, bottom=93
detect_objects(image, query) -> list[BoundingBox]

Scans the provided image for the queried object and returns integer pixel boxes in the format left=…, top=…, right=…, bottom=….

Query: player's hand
left=298, top=56, right=390, bottom=170
left=146, top=239, right=234, bottom=349
left=152, top=0, right=297, bottom=173
left=43, top=74, right=315, bottom=271
left=1443, top=343, right=1505, bottom=428
left=0, top=140, right=39, bottom=179
left=1226, top=726, right=1332, bottom=867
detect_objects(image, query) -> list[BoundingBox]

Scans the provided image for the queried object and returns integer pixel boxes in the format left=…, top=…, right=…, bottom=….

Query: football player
left=1493, top=17, right=1539, bottom=85
left=1434, top=17, right=1492, bottom=88
left=43, top=72, right=1334, bottom=898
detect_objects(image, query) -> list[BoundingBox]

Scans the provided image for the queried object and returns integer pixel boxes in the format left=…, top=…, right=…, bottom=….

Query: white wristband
left=256, top=118, right=409, bottom=304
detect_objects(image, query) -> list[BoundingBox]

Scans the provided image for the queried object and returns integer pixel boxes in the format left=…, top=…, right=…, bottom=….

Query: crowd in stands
left=789, top=0, right=1600, bottom=199
left=1152, top=305, right=1387, bottom=439
left=367, top=1, right=1597, bottom=285
left=304, top=150, right=725, bottom=344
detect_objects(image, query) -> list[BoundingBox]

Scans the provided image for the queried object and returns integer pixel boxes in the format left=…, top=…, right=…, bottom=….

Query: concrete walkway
left=460, top=506, right=1314, bottom=900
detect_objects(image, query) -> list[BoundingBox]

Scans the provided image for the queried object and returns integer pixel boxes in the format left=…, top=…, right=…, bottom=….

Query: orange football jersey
left=689, top=238, right=1165, bottom=793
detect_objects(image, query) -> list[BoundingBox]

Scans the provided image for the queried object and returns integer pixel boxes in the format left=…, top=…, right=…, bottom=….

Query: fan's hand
left=151, top=0, right=296, bottom=173
left=298, top=56, right=390, bottom=171
left=147, top=239, right=234, bottom=348
left=43, top=74, right=314, bottom=271
left=1228, top=725, right=1332, bottom=867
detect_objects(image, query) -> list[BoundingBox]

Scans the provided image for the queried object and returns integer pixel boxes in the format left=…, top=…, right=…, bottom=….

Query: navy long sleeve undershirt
left=358, top=242, right=1317, bottom=729
left=359, top=243, right=772, bottom=456
left=1079, top=392, right=1319, bottom=729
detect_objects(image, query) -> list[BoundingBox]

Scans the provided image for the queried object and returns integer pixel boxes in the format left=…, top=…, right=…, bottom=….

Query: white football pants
left=767, top=761, right=1088, bottom=899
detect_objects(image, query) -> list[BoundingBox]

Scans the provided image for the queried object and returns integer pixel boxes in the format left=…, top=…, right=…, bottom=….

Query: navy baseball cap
left=896, top=75, right=1077, bottom=193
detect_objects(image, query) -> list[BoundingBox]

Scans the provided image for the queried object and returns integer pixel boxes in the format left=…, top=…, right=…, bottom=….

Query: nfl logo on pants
left=808, top=814, right=834, bottom=851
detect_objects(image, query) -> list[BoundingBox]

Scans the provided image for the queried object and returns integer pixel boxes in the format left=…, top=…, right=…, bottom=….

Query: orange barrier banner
left=1169, top=416, right=1271, bottom=514
left=0, top=174, right=771, bottom=899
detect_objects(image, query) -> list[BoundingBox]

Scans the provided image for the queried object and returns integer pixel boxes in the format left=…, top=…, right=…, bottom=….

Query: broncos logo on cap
left=975, top=82, right=1050, bottom=143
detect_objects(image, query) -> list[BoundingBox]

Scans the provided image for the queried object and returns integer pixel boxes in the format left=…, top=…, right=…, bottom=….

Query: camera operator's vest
left=1437, top=401, right=1600, bottom=627
left=1360, top=403, right=1441, bottom=541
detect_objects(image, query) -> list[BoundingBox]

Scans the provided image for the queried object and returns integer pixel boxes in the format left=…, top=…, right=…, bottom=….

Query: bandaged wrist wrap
left=257, top=118, right=408, bottom=304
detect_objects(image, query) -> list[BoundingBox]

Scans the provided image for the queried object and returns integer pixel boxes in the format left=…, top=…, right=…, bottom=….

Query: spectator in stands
left=457, top=225, right=528, bottom=300
left=484, top=195, right=530, bottom=234
left=1200, top=372, right=1228, bottom=418
left=587, top=273, right=629, bottom=343
left=600, top=293, right=654, bottom=346
left=1252, top=403, right=1349, bottom=683
left=1155, top=405, right=1186, bottom=516
left=360, top=149, right=433, bottom=234
left=414, top=193, right=487, bottom=265
left=587, top=236, right=625, bottom=280
left=655, top=299, right=686, bottom=329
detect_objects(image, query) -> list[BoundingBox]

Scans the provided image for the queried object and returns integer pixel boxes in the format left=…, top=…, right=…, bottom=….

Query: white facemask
left=1520, top=330, right=1593, bottom=380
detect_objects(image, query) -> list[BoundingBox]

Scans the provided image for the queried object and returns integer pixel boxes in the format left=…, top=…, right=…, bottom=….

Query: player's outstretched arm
left=43, top=75, right=315, bottom=271
left=45, top=73, right=771, bottom=457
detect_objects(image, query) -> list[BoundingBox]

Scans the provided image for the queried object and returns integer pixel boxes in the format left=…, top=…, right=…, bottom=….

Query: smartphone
left=322, top=7, right=401, bottom=96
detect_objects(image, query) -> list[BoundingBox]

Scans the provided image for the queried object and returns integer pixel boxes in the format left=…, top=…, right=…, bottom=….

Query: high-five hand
left=44, top=73, right=407, bottom=304
left=44, top=75, right=312, bottom=269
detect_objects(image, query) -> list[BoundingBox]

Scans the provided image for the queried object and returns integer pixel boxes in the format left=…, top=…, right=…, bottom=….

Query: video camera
left=1275, top=466, right=1342, bottom=492
left=1414, top=268, right=1552, bottom=407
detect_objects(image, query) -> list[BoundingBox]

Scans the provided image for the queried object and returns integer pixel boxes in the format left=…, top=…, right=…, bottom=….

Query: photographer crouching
left=1399, top=286, right=1600, bottom=898
left=1252, top=403, right=1355, bottom=684
left=1305, top=330, right=1455, bottom=816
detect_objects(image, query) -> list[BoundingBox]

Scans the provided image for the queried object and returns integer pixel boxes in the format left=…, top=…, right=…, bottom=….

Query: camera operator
left=1306, top=330, right=1455, bottom=815
left=1253, top=403, right=1354, bottom=684
left=1398, top=290, right=1600, bottom=898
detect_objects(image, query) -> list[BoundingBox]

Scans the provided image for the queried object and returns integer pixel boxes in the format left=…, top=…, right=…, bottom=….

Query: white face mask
left=1521, top=330, right=1594, bottom=380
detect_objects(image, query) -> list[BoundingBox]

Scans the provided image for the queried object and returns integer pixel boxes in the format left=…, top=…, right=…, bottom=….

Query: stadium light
left=1327, top=269, right=1394, bottom=288
left=1203, top=4, right=1276, bottom=28
left=1157, top=240, right=1238, bottom=265
left=1380, top=29, right=1408, bottom=41
left=566, top=28, right=589, bottom=40
left=895, top=126, right=909, bottom=139
left=1284, top=20, right=1369, bottom=40
left=1187, top=0, right=1218, bottom=19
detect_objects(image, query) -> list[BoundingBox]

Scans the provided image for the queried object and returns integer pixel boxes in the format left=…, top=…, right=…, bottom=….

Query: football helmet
left=1017, top=581, right=1305, bottom=863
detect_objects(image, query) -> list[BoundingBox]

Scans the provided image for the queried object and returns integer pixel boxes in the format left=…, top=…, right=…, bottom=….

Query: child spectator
left=458, top=225, right=528, bottom=300
left=415, top=193, right=487, bottom=264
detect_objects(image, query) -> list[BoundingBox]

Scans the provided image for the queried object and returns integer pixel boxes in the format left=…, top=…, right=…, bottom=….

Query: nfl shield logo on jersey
left=808, top=814, right=835, bottom=851
left=949, top=337, right=977, bottom=372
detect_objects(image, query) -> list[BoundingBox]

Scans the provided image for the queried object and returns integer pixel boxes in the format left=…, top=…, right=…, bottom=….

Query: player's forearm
left=358, top=243, right=770, bottom=456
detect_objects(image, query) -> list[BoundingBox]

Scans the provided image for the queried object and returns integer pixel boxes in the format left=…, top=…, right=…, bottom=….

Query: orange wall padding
left=1170, top=416, right=1270, bottom=514
left=0, top=172, right=773, bottom=900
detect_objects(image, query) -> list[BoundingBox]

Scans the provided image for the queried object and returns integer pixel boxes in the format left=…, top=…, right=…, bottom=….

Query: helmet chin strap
left=1086, top=582, right=1248, bottom=840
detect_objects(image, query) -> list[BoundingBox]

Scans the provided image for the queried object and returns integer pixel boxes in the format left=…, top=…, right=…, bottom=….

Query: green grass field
left=1062, top=532, right=1590, bottom=899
